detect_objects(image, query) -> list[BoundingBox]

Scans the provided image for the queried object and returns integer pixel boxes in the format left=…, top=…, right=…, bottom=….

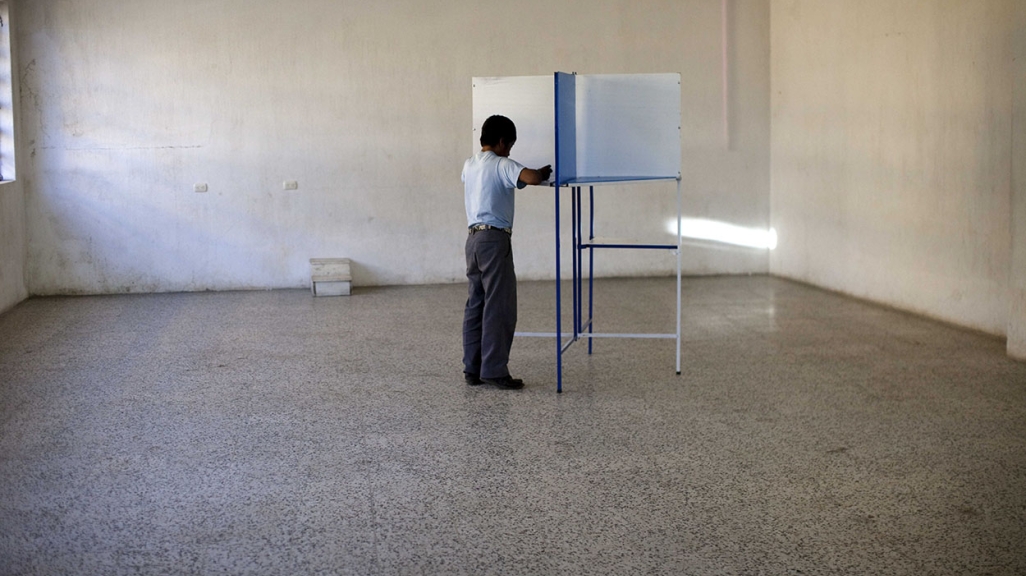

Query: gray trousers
left=463, top=229, right=517, bottom=379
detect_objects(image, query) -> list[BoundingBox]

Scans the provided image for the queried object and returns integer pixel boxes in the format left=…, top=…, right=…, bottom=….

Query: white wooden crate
left=310, top=258, right=351, bottom=296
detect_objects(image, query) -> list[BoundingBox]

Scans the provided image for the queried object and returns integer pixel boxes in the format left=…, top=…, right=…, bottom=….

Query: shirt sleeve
left=497, top=157, right=526, bottom=190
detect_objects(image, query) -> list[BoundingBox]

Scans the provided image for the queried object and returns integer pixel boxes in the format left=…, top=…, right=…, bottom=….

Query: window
left=0, top=2, right=14, bottom=182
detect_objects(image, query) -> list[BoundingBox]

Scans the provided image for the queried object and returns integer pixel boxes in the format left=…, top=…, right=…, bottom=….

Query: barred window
left=0, top=2, right=14, bottom=182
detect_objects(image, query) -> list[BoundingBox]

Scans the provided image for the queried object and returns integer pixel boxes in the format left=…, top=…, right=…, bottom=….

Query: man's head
left=480, top=115, right=517, bottom=156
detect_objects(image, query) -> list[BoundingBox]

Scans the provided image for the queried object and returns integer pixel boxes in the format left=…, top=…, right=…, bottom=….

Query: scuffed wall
left=770, top=0, right=1018, bottom=335
left=0, top=0, right=26, bottom=314
left=17, top=0, right=770, bottom=295
left=1009, top=0, right=1026, bottom=358
left=0, top=180, right=25, bottom=314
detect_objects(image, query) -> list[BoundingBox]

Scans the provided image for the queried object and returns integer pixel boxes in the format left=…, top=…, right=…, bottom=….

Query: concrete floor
left=0, top=276, right=1024, bottom=575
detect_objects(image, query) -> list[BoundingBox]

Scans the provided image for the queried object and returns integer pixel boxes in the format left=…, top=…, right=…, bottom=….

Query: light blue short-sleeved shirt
left=462, top=151, right=525, bottom=229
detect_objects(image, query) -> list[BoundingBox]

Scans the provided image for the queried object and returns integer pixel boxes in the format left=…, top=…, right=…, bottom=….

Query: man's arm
left=517, top=165, right=553, bottom=186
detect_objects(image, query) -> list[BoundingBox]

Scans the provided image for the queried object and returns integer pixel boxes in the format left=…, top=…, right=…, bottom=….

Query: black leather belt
left=469, top=224, right=512, bottom=235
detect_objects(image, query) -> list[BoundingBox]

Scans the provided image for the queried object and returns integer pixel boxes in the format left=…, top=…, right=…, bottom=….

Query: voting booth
left=472, top=72, right=683, bottom=392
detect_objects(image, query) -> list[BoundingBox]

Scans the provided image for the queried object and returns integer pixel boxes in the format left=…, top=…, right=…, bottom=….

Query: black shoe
left=464, top=372, right=484, bottom=386
left=481, top=375, right=525, bottom=389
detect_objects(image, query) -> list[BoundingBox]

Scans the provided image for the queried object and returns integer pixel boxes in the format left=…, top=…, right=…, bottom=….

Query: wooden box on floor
left=310, top=258, right=351, bottom=296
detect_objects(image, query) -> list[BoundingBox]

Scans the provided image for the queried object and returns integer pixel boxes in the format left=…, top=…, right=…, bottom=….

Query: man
left=461, top=115, right=552, bottom=389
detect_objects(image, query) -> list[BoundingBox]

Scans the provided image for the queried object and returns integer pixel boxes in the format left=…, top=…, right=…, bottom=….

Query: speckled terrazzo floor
left=1, top=276, right=1024, bottom=575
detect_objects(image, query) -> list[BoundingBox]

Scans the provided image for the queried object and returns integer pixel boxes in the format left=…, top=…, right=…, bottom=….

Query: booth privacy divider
left=472, top=72, right=683, bottom=392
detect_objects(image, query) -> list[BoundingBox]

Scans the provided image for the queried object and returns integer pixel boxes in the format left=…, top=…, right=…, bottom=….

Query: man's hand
left=518, top=165, right=553, bottom=186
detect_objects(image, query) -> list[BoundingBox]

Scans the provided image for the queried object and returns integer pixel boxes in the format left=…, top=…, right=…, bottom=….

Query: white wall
left=0, top=181, right=25, bottom=313
left=770, top=0, right=1019, bottom=336
left=1010, top=0, right=1026, bottom=359
left=0, top=0, right=26, bottom=315
left=16, top=0, right=770, bottom=295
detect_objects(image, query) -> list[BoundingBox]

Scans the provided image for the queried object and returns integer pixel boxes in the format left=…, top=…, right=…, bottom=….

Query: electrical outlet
left=284, top=180, right=298, bottom=190
left=194, top=183, right=208, bottom=193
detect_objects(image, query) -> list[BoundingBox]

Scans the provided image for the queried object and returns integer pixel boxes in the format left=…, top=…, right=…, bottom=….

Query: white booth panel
left=471, top=73, right=681, bottom=184
left=471, top=76, right=554, bottom=172
left=575, top=73, right=681, bottom=180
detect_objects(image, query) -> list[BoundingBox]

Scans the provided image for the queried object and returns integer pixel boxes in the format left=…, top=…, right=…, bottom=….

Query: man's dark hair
left=480, top=115, right=517, bottom=147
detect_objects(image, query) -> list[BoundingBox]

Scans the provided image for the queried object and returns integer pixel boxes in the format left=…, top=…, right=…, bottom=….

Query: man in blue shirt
left=462, top=115, right=551, bottom=389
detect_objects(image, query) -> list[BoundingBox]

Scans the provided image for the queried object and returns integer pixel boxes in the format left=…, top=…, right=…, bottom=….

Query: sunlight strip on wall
left=667, top=218, right=777, bottom=250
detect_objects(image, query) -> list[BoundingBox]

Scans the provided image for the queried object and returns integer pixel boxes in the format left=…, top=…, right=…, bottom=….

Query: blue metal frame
left=588, top=186, right=595, bottom=355
left=545, top=178, right=682, bottom=393
left=540, top=72, right=681, bottom=393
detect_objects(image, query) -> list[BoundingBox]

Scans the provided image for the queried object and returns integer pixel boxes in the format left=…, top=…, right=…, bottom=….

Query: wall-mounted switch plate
left=284, top=180, right=299, bottom=190
left=194, top=183, right=208, bottom=193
